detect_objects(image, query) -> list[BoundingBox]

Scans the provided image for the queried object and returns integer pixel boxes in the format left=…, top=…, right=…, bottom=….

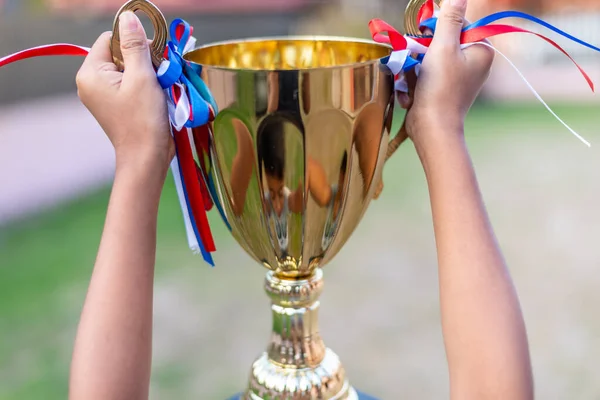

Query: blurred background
left=1, top=0, right=599, bottom=399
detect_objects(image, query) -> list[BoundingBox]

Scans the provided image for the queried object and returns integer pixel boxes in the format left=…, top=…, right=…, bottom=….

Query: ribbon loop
left=158, top=19, right=217, bottom=130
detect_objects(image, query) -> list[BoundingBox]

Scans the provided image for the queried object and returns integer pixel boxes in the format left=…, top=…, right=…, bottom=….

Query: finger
left=81, top=32, right=116, bottom=71
left=464, top=42, right=495, bottom=75
left=118, top=11, right=154, bottom=75
left=397, top=92, right=412, bottom=109
left=406, top=68, right=418, bottom=95
left=432, top=0, right=467, bottom=49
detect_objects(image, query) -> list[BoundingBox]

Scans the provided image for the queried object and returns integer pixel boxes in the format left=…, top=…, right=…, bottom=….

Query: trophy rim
left=183, top=35, right=393, bottom=72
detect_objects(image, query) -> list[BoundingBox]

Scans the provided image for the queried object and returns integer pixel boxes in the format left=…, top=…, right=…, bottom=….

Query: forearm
left=419, top=131, right=533, bottom=399
left=70, top=157, right=167, bottom=400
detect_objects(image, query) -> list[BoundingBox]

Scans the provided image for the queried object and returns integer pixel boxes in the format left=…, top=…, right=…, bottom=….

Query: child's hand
left=76, top=12, right=173, bottom=173
left=402, top=0, right=494, bottom=151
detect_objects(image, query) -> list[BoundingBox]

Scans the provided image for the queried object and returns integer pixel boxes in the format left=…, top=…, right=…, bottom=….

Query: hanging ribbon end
left=202, top=252, right=216, bottom=267
left=190, top=245, right=201, bottom=255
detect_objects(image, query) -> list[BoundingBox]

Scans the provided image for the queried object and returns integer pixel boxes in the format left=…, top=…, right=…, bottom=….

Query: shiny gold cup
left=111, top=1, right=418, bottom=398
left=192, top=37, right=398, bottom=400
left=190, top=39, right=394, bottom=399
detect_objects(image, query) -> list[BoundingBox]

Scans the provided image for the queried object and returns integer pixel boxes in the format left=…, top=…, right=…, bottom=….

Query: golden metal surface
left=244, top=269, right=358, bottom=399
left=186, top=37, right=396, bottom=279
left=181, top=37, right=402, bottom=398
left=187, top=37, right=391, bottom=70
left=110, top=0, right=167, bottom=70
left=405, top=0, right=442, bottom=36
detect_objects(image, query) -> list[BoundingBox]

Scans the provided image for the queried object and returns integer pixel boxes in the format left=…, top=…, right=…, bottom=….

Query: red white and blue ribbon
left=369, top=0, right=600, bottom=147
left=158, top=19, right=218, bottom=266
left=0, top=19, right=219, bottom=266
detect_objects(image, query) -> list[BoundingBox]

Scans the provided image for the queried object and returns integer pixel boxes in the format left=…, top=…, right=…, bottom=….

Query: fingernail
left=120, top=11, right=139, bottom=33
left=450, top=0, right=467, bottom=7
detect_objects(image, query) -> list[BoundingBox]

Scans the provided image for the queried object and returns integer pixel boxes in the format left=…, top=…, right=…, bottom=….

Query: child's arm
left=405, top=1, right=534, bottom=399
left=69, top=13, right=172, bottom=400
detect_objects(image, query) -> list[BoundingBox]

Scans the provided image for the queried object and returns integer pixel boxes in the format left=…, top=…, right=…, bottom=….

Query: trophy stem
left=244, top=268, right=359, bottom=400
left=266, top=269, right=326, bottom=368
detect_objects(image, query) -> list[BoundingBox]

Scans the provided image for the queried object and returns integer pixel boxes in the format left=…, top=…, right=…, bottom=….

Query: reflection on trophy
left=112, top=1, right=406, bottom=398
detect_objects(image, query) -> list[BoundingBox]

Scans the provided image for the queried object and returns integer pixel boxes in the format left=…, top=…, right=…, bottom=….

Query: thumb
left=433, top=0, right=467, bottom=48
left=118, top=11, right=153, bottom=74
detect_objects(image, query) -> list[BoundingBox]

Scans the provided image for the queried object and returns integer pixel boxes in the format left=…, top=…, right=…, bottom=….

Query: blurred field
left=1, top=102, right=600, bottom=399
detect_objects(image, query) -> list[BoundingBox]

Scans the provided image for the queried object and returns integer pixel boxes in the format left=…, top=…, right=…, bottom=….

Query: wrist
left=408, top=107, right=464, bottom=153
left=115, top=147, right=171, bottom=186
left=413, top=127, right=469, bottom=178
left=410, top=105, right=464, bottom=134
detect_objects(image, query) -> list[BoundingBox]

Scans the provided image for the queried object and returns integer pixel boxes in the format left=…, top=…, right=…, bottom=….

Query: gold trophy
left=111, top=1, right=428, bottom=398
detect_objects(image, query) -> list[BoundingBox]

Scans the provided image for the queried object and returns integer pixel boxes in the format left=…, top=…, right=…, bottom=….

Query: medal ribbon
left=369, top=0, right=600, bottom=147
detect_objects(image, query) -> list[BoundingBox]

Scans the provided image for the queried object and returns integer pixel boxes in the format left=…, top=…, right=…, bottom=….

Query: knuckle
left=75, top=70, right=90, bottom=92
left=97, top=62, right=116, bottom=73
left=434, top=42, right=457, bottom=55
left=441, top=11, right=465, bottom=26
left=99, top=31, right=112, bottom=41
left=127, top=70, right=156, bottom=87
left=120, top=38, right=149, bottom=53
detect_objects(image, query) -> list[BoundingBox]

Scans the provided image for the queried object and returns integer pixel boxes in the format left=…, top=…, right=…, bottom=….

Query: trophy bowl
left=185, top=37, right=395, bottom=278
left=184, top=37, right=396, bottom=400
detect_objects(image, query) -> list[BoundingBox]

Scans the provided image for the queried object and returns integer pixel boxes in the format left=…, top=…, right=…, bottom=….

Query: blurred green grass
left=0, top=102, right=598, bottom=399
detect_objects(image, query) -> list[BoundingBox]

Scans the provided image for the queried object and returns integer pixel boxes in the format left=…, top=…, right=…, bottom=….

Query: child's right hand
left=400, top=0, right=494, bottom=153
left=76, top=12, right=174, bottom=175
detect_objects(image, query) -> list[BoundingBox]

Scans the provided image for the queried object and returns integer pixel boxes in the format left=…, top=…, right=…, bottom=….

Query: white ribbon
left=467, top=41, right=591, bottom=147
left=387, top=49, right=410, bottom=75
left=163, top=87, right=188, bottom=131
left=405, top=37, right=429, bottom=54
left=183, top=37, right=197, bottom=54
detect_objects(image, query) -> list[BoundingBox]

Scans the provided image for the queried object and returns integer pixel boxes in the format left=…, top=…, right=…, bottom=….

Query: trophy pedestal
left=229, top=269, right=376, bottom=400
left=227, top=390, right=379, bottom=400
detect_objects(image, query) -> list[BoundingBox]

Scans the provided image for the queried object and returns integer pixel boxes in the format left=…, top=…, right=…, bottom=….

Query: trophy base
left=230, top=269, right=377, bottom=400
left=227, top=390, right=379, bottom=400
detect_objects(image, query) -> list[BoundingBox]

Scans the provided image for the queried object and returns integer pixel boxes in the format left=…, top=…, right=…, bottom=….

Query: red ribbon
left=170, top=83, right=215, bottom=250
left=368, top=19, right=406, bottom=50
left=173, top=126, right=216, bottom=252
left=0, top=44, right=89, bottom=68
left=417, top=0, right=435, bottom=26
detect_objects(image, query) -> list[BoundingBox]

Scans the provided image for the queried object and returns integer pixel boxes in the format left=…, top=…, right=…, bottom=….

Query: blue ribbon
left=392, top=10, right=600, bottom=75
left=157, top=19, right=218, bottom=128
left=206, top=175, right=232, bottom=232
left=465, top=11, right=600, bottom=53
